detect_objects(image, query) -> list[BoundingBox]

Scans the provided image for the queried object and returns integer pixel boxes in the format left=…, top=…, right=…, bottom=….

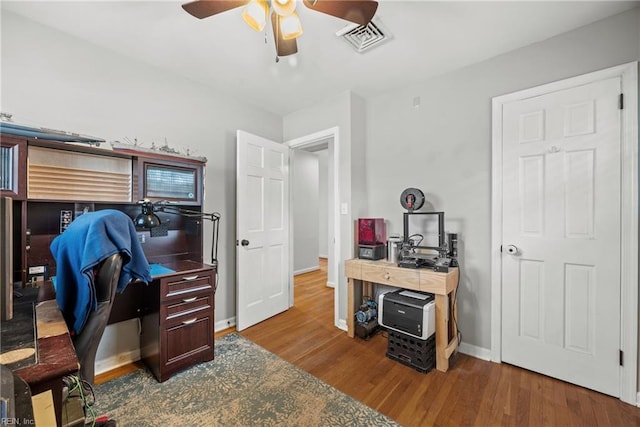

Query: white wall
left=364, top=8, right=640, bottom=353
left=284, top=92, right=367, bottom=324
left=292, top=150, right=319, bottom=274
left=1, top=11, right=283, bottom=372
left=317, top=149, right=329, bottom=258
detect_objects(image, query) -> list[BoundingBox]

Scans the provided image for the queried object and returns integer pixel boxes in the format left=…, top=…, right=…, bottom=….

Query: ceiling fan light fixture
left=272, top=0, right=297, bottom=16
left=182, top=0, right=380, bottom=58
left=242, top=0, right=268, bottom=31
left=280, top=12, right=303, bottom=40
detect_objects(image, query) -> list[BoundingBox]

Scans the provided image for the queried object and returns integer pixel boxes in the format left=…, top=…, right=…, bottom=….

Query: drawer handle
left=182, top=297, right=197, bottom=303
left=182, top=275, right=199, bottom=281
left=182, top=318, right=198, bottom=325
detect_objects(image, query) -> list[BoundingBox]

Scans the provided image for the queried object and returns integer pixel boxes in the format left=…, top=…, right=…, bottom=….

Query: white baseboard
left=294, top=265, right=320, bottom=276
left=326, top=280, right=335, bottom=288
left=94, top=349, right=140, bottom=376
left=215, top=316, right=236, bottom=333
left=336, top=318, right=347, bottom=331
left=636, top=392, right=640, bottom=407
left=94, top=318, right=236, bottom=376
left=319, top=254, right=328, bottom=259
left=458, top=341, right=491, bottom=361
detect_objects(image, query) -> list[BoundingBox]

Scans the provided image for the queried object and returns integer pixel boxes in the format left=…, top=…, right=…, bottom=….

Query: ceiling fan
left=181, top=0, right=378, bottom=58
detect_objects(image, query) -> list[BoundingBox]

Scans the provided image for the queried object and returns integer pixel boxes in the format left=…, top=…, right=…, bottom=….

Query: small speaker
left=150, top=223, right=169, bottom=238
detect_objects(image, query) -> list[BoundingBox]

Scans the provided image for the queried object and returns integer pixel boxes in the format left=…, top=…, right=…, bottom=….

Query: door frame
left=490, top=62, right=638, bottom=404
left=286, top=127, right=342, bottom=329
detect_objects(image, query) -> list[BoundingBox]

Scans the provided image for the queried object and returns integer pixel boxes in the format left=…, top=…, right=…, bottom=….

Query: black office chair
left=72, top=253, right=123, bottom=387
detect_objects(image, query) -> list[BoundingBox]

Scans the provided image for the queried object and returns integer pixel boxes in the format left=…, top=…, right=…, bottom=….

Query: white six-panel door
left=501, top=77, right=621, bottom=396
left=236, top=130, right=290, bottom=331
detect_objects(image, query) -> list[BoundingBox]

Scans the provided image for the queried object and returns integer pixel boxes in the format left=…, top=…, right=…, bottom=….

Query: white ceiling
left=3, top=1, right=638, bottom=115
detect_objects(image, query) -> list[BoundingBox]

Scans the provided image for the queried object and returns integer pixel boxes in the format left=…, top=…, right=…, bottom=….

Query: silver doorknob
left=505, top=245, right=519, bottom=255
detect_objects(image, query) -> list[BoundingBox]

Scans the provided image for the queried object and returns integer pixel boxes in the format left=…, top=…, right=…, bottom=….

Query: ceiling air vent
left=336, top=19, right=389, bottom=53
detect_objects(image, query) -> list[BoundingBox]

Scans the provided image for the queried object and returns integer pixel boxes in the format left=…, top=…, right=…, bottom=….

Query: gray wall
left=1, top=11, right=283, bottom=371
left=292, top=150, right=320, bottom=274
left=284, top=91, right=368, bottom=323
left=364, top=8, right=640, bottom=352
left=3, top=5, right=639, bottom=378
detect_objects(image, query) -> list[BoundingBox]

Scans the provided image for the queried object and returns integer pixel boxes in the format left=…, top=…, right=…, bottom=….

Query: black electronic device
left=397, top=255, right=437, bottom=269
left=358, top=244, right=386, bottom=260
left=433, top=257, right=451, bottom=273
left=26, top=264, right=49, bottom=285
left=398, top=211, right=450, bottom=271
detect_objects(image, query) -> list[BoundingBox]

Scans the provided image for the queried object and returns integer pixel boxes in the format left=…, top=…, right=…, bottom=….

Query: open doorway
left=292, top=146, right=330, bottom=277
left=287, top=127, right=341, bottom=329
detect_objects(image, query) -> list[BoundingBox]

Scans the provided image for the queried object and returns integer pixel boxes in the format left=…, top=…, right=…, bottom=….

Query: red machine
left=358, top=218, right=386, bottom=260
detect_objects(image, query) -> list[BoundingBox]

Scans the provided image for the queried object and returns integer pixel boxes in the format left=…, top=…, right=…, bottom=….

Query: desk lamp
left=135, top=200, right=221, bottom=268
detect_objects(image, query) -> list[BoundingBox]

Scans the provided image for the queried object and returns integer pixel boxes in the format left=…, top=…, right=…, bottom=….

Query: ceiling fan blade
left=271, top=12, right=298, bottom=57
left=182, top=0, right=250, bottom=19
left=303, top=0, right=378, bottom=26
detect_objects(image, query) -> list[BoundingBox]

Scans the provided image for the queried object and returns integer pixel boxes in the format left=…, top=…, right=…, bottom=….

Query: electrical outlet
left=138, top=233, right=146, bottom=244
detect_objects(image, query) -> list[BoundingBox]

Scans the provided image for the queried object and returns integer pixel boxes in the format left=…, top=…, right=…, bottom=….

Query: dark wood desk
left=115, top=259, right=217, bottom=382
left=3, top=259, right=215, bottom=426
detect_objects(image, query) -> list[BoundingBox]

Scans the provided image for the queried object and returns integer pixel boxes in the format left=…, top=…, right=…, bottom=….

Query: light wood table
left=345, top=258, right=459, bottom=372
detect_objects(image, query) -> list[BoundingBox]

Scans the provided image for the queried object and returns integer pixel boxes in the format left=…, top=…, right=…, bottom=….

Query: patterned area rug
left=94, top=333, right=400, bottom=426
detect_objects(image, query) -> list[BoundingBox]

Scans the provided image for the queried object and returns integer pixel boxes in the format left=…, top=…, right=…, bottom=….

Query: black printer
left=378, top=289, right=435, bottom=340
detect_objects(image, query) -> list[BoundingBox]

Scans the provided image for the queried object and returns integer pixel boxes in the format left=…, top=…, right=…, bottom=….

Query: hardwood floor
left=97, top=259, right=640, bottom=426
left=240, top=258, right=640, bottom=427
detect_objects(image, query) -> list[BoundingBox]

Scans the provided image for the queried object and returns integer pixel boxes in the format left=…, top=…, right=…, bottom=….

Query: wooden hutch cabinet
left=1, top=133, right=215, bottom=382
left=135, top=155, right=203, bottom=206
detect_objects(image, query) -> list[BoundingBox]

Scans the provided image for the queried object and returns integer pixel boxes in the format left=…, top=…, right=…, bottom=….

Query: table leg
left=347, top=277, right=355, bottom=338
left=435, top=293, right=449, bottom=372
left=449, top=288, right=458, bottom=347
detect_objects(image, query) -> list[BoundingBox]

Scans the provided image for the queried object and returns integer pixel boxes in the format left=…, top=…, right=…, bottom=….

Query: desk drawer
left=161, top=273, right=213, bottom=302
left=361, top=264, right=420, bottom=290
left=164, top=316, right=212, bottom=366
left=162, top=292, right=212, bottom=328
left=161, top=290, right=213, bottom=376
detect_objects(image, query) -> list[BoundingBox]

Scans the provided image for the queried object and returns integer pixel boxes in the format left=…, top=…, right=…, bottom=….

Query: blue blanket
left=50, top=209, right=152, bottom=334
